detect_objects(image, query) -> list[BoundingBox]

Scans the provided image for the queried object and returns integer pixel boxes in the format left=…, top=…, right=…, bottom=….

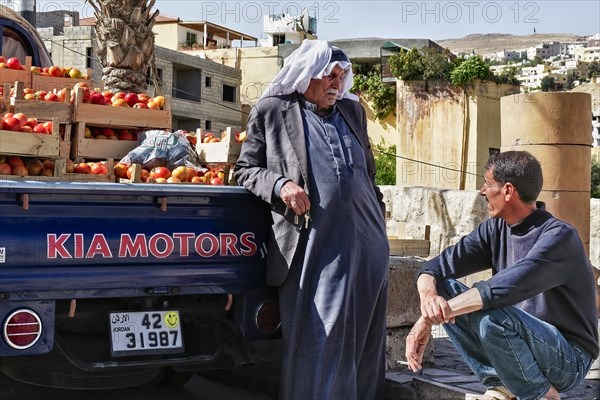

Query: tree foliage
left=588, top=61, right=600, bottom=80
left=388, top=48, right=424, bottom=81
left=373, top=139, right=397, bottom=185
left=449, top=56, right=492, bottom=86
left=351, top=71, right=396, bottom=120
left=592, top=156, right=600, bottom=199
left=387, top=47, right=513, bottom=88
left=540, top=76, right=555, bottom=92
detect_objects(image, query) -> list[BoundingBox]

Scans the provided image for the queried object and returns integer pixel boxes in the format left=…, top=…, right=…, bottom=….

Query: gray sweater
left=418, top=206, right=599, bottom=359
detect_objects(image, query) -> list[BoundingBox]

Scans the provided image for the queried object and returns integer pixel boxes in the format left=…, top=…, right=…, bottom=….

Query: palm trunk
left=87, top=0, right=160, bottom=94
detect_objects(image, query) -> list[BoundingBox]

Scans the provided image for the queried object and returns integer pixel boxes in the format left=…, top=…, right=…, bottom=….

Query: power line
left=373, top=150, right=484, bottom=178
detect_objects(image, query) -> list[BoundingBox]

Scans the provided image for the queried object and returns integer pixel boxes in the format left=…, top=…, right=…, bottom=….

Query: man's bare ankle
left=542, top=384, right=560, bottom=400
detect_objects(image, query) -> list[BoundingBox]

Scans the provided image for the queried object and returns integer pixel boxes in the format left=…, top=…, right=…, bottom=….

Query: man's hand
left=420, top=290, right=454, bottom=325
left=405, top=317, right=432, bottom=372
left=417, top=274, right=453, bottom=325
left=280, top=181, right=310, bottom=216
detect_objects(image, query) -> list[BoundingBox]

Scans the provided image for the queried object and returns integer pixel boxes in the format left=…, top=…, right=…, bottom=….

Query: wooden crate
left=31, top=68, right=92, bottom=93
left=56, top=158, right=116, bottom=183
left=71, top=122, right=138, bottom=160
left=8, top=81, right=73, bottom=122
left=0, top=117, right=61, bottom=158
left=0, top=155, right=116, bottom=183
left=72, top=87, right=172, bottom=130
left=0, top=56, right=31, bottom=88
left=0, top=155, right=62, bottom=182
left=196, top=127, right=241, bottom=164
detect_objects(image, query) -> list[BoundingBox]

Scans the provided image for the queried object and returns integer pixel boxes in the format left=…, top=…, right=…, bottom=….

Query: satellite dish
left=300, top=8, right=310, bottom=34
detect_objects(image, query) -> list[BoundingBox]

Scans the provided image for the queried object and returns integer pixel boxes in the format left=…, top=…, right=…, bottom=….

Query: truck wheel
left=156, top=367, right=193, bottom=387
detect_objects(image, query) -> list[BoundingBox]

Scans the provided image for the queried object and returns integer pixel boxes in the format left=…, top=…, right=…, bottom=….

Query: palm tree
left=87, top=0, right=161, bottom=94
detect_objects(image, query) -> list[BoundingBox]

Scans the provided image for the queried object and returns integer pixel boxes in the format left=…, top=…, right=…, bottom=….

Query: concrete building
left=576, top=46, right=600, bottom=62
left=487, top=49, right=526, bottom=63
left=151, top=46, right=242, bottom=133
left=518, top=64, right=552, bottom=90
left=593, top=114, right=600, bottom=147
left=151, top=14, right=257, bottom=51
left=527, top=41, right=562, bottom=60
left=36, top=11, right=243, bottom=134
left=259, top=11, right=317, bottom=47
left=561, top=41, right=587, bottom=56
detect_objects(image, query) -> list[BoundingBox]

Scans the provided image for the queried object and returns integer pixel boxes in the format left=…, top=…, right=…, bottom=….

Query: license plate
left=109, top=310, right=184, bottom=356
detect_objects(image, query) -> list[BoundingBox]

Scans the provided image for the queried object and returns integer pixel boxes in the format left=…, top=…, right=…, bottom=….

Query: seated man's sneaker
left=481, top=386, right=517, bottom=400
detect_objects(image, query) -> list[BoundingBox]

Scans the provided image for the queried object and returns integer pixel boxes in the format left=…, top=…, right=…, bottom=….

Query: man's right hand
left=280, top=181, right=310, bottom=216
left=405, top=317, right=432, bottom=372
left=417, top=274, right=453, bottom=325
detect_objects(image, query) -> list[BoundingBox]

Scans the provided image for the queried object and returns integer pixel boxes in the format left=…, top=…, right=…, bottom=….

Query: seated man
left=406, top=151, right=598, bottom=400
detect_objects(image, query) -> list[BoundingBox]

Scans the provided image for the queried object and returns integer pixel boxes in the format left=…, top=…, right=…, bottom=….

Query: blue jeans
left=438, top=279, right=594, bottom=400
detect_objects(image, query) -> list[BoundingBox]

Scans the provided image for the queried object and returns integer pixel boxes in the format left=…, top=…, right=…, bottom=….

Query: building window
left=273, top=34, right=286, bottom=45
left=86, top=47, right=93, bottom=69
left=223, top=84, right=235, bottom=102
left=205, top=120, right=212, bottom=130
left=172, top=68, right=200, bottom=102
left=146, top=67, right=163, bottom=86
left=205, top=76, right=212, bottom=87
left=186, top=32, right=197, bottom=47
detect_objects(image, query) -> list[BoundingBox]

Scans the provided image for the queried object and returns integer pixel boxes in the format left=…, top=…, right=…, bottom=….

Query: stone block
left=387, top=256, right=424, bottom=328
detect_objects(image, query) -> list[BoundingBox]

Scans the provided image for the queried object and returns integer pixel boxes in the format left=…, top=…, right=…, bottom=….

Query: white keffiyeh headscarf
left=261, top=39, right=358, bottom=101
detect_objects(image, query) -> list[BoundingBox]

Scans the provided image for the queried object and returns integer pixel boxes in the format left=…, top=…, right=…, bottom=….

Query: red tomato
left=90, top=162, right=106, bottom=175
left=150, top=166, right=171, bottom=180
left=3, top=117, right=22, bottom=131
left=6, top=57, right=22, bottom=70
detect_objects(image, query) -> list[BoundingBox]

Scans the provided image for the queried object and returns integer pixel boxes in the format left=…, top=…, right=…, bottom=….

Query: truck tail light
left=2, top=309, right=42, bottom=349
left=255, top=300, right=280, bottom=334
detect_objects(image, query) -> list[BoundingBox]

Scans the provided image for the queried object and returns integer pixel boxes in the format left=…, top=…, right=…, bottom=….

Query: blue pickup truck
left=0, top=180, right=280, bottom=389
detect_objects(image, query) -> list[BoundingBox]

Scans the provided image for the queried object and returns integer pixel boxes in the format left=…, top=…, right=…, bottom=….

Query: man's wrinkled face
left=303, top=65, right=346, bottom=112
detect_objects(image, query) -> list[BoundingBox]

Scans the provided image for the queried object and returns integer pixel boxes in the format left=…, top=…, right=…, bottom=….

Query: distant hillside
left=437, top=33, right=589, bottom=56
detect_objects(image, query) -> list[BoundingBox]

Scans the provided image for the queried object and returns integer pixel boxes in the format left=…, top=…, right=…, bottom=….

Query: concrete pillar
left=501, top=92, right=593, bottom=254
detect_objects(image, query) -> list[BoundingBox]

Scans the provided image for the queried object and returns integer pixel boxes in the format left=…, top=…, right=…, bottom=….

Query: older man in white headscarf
left=235, top=39, right=389, bottom=400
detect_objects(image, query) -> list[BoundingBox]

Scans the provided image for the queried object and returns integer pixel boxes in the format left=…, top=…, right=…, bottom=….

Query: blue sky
left=147, top=0, right=599, bottom=41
